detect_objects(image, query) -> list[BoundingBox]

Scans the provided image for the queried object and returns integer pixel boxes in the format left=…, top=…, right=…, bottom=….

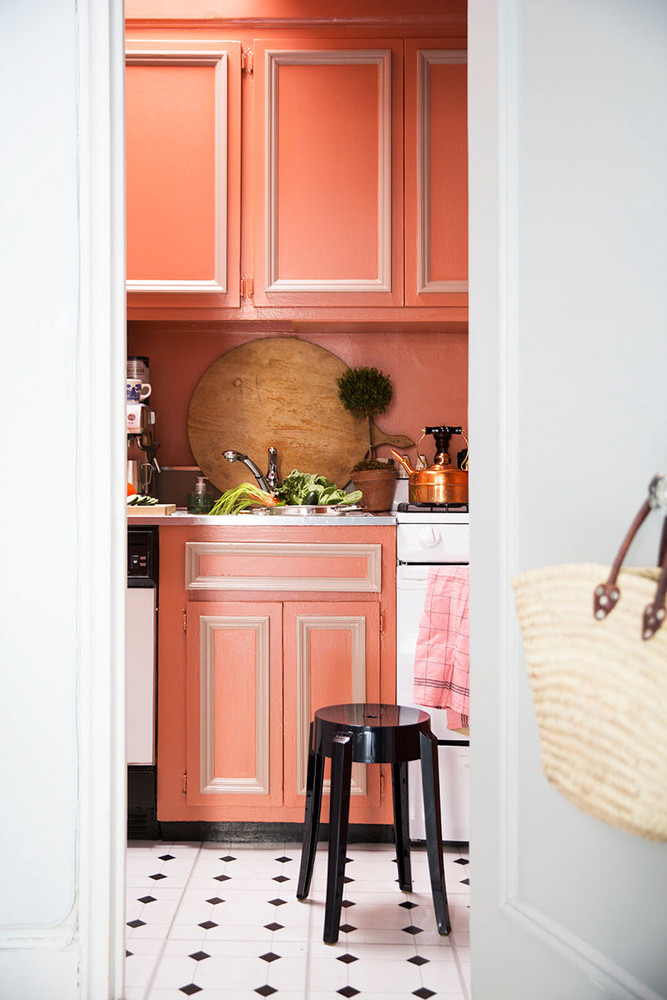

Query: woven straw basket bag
left=512, top=477, right=667, bottom=842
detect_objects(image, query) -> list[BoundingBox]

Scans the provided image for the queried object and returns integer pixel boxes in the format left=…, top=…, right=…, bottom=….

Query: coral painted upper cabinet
left=125, top=38, right=241, bottom=307
left=404, top=41, right=468, bottom=306
left=124, top=30, right=467, bottom=317
left=251, top=39, right=404, bottom=308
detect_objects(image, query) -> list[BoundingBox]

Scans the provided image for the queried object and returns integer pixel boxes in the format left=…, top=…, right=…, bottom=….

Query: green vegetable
left=208, top=472, right=362, bottom=514
left=209, top=482, right=286, bottom=516
left=274, top=470, right=362, bottom=507
left=127, top=494, right=159, bottom=506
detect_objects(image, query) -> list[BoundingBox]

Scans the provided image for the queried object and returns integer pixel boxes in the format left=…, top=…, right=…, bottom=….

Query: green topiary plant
left=337, top=366, right=393, bottom=459
left=351, top=458, right=395, bottom=473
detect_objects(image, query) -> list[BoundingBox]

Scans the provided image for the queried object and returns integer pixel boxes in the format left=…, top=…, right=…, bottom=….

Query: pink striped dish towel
left=413, top=566, right=470, bottom=730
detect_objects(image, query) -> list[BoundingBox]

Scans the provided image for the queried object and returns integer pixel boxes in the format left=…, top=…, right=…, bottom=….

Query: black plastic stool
left=296, top=702, right=451, bottom=944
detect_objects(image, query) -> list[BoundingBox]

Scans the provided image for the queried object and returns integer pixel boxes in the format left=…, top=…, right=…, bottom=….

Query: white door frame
left=77, top=0, right=127, bottom=995
left=0, top=0, right=126, bottom=996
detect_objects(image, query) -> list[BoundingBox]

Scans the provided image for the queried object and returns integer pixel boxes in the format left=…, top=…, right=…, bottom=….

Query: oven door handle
left=396, top=564, right=432, bottom=585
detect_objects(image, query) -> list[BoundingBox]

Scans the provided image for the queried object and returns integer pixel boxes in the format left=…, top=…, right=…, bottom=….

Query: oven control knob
left=418, top=526, right=441, bottom=548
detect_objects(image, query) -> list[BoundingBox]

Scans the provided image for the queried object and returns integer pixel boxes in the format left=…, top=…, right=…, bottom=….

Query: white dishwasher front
left=126, top=525, right=159, bottom=839
left=125, top=586, right=156, bottom=765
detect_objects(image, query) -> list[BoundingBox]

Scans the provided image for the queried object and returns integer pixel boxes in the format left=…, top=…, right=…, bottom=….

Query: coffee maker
left=127, top=357, right=160, bottom=494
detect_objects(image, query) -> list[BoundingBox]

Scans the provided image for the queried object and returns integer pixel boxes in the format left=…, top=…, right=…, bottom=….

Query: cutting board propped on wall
left=187, top=338, right=414, bottom=493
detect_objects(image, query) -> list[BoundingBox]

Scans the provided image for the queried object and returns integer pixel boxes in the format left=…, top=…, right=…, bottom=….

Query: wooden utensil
left=187, top=337, right=414, bottom=493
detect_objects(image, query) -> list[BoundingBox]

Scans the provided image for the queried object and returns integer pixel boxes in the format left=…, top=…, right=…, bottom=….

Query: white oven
left=395, top=507, right=470, bottom=843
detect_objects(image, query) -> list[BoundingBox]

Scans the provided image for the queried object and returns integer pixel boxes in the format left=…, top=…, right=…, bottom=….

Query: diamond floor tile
left=125, top=840, right=469, bottom=998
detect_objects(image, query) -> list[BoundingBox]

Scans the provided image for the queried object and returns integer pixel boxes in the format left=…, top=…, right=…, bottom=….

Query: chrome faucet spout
left=222, top=447, right=280, bottom=492
left=222, top=449, right=269, bottom=491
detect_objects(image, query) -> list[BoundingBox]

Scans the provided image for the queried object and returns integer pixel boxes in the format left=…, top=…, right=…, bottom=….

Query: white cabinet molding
left=264, top=48, right=393, bottom=293
left=185, top=541, right=382, bottom=593
left=198, top=614, right=271, bottom=795
left=125, top=49, right=229, bottom=294
left=416, top=49, right=468, bottom=295
left=294, top=614, right=368, bottom=797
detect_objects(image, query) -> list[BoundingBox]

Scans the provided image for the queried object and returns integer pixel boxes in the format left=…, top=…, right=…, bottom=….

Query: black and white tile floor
left=125, top=841, right=470, bottom=999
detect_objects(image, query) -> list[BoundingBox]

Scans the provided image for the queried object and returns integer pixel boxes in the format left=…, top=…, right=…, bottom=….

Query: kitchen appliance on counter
left=127, top=356, right=160, bottom=495
left=395, top=501, right=470, bottom=843
left=126, top=526, right=160, bottom=838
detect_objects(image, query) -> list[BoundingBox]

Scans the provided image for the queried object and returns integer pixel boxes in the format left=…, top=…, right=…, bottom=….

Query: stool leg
left=323, top=732, right=353, bottom=944
left=419, top=729, right=451, bottom=935
left=297, top=722, right=325, bottom=901
left=391, top=762, right=412, bottom=892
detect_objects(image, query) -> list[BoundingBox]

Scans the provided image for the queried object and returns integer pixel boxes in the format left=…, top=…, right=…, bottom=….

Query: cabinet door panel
left=253, top=40, right=403, bottom=307
left=405, top=41, right=468, bottom=306
left=185, top=540, right=382, bottom=593
left=283, top=602, right=383, bottom=818
left=185, top=601, right=283, bottom=811
left=125, top=40, right=241, bottom=306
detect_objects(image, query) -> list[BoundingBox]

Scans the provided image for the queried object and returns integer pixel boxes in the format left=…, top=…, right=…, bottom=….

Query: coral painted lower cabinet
left=157, top=524, right=396, bottom=827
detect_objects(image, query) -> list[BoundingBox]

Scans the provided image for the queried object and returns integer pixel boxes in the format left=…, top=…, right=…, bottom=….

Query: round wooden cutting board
left=187, top=337, right=414, bottom=493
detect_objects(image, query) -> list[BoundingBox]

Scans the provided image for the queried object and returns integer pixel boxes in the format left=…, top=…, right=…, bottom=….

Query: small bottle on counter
left=187, top=476, right=214, bottom=514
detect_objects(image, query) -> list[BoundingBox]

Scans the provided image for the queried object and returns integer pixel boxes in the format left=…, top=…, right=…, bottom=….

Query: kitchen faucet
left=222, top=447, right=279, bottom=492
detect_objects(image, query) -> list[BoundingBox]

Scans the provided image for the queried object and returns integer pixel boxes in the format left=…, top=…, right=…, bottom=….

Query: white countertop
left=127, top=508, right=396, bottom=527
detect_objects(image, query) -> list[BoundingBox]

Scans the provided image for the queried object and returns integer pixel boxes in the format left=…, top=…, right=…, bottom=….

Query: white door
left=469, top=1, right=667, bottom=997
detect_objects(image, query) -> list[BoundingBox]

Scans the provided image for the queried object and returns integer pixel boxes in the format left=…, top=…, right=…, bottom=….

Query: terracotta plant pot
left=350, top=469, right=397, bottom=512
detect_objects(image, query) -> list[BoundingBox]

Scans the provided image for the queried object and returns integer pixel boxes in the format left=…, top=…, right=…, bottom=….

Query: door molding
left=294, top=614, right=368, bottom=797
left=416, top=49, right=468, bottom=295
left=78, top=0, right=127, bottom=996
left=185, top=541, right=382, bottom=592
left=198, top=614, right=271, bottom=796
left=264, top=48, right=393, bottom=293
left=125, top=47, right=230, bottom=294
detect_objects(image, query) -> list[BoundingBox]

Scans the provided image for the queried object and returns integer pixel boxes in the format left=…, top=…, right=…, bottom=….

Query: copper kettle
left=391, top=426, right=468, bottom=505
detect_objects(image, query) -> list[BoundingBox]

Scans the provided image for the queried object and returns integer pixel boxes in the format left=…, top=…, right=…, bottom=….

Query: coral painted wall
left=127, top=325, right=468, bottom=470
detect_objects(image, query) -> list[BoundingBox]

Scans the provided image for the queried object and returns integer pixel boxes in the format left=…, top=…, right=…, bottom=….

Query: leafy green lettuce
left=274, top=470, right=362, bottom=507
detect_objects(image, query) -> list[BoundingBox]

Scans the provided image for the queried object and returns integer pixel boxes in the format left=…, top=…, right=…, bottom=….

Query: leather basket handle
left=594, top=474, right=667, bottom=640
left=642, top=541, right=667, bottom=639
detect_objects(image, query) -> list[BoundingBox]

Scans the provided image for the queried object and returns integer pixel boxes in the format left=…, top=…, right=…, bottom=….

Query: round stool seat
left=314, top=703, right=432, bottom=764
